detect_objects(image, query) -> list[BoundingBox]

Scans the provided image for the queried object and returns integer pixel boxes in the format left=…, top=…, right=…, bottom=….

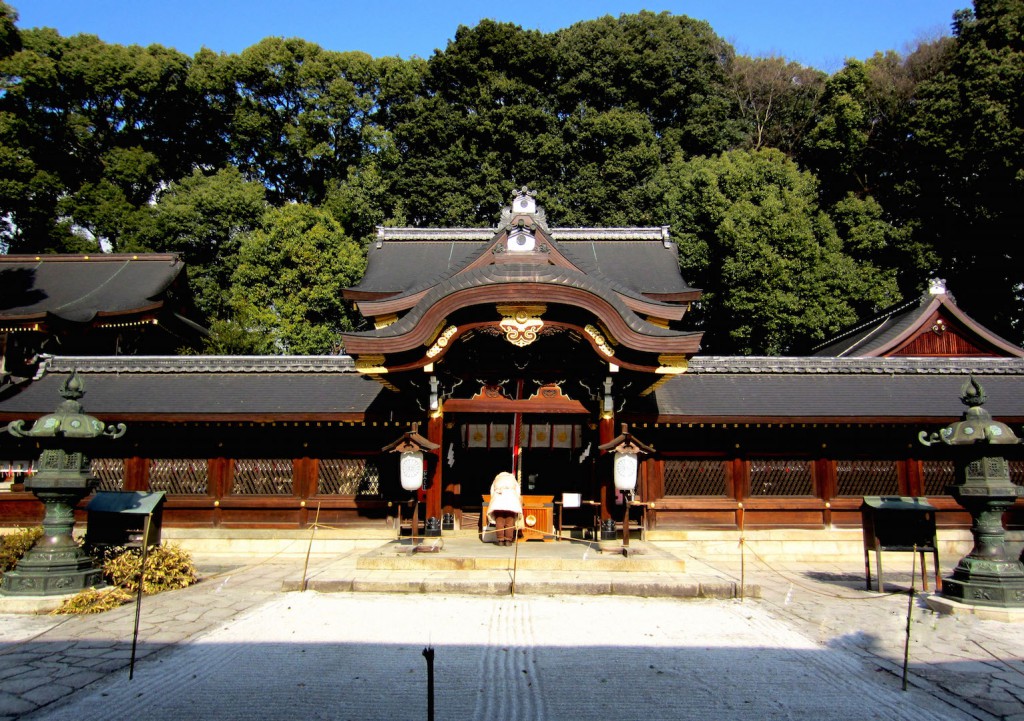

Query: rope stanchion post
left=738, top=502, right=745, bottom=602
left=129, top=512, right=152, bottom=681
left=301, top=502, right=322, bottom=592
left=902, top=545, right=918, bottom=691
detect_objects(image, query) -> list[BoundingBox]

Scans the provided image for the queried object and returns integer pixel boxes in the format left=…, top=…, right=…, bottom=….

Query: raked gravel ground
left=27, top=591, right=975, bottom=721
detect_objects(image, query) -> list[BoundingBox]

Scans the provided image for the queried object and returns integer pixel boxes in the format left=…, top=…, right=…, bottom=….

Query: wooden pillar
left=598, top=414, right=615, bottom=521
left=818, top=456, right=835, bottom=527
left=296, top=457, right=316, bottom=526
left=904, top=457, right=922, bottom=497
left=209, top=457, right=229, bottom=527
left=123, top=457, right=148, bottom=491
left=733, top=457, right=746, bottom=530
left=425, top=412, right=444, bottom=521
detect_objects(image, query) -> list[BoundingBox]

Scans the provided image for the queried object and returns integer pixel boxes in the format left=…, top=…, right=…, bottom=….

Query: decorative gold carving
left=354, top=354, right=387, bottom=374
left=639, top=376, right=673, bottom=397
left=426, top=325, right=458, bottom=358
left=656, top=355, right=689, bottom=374
left=645, top=315, right=669, bottom=329
left=528, top=383, right=571, bottom=403
left=597, top=321, right=619, bottom=346
left=374, top=314, right=399, bottom=329
left=497, top=304, right=545, bottom=347
left=368, top=374, right=400, bottom=392
left=423, top=319, right=448, bottom=347
left=584, top=324, right=614, bottom=357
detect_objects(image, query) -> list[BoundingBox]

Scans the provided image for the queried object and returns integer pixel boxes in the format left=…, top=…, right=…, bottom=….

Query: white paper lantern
left=399, top=450, right=424, bottom=491
left=613, top=450, right=638, bottom=492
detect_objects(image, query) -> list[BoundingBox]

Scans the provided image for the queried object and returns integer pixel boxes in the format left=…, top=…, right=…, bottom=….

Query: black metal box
left=85, top=491, right=166, bottom=552
left=860, top=496, right=940, bottom=592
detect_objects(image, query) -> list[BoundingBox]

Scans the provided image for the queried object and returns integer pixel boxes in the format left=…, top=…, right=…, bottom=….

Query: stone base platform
left=0, top=591, right=77, bottom=614
left=355, top=537, right=686, bottom=573
left=280, top=537, right=762, bottom=599
left=922, top=593, right=1024, bottom=622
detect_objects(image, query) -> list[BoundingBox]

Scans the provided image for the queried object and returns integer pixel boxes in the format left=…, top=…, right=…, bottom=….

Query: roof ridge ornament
left=500, top=186, right=549, bottom=232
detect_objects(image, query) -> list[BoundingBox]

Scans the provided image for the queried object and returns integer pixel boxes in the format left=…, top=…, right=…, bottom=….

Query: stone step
left=355, top=538, right=686, bottom=573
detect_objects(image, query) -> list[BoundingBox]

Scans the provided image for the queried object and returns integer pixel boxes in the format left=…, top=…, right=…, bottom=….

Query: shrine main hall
left=1, top=190, right=1022, bottom=549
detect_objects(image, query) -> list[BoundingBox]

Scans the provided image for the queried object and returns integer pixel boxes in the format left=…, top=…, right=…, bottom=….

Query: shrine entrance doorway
left=445, top=415, right=592, bottom=538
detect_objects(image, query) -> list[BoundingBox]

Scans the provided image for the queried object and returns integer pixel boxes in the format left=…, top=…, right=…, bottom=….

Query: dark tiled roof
left=350, top=229, right=698, bottom=300
left=650, top=356, right=1024, bottom=419
left=812, top=287, right=1024, bottom=358
left=0, top=371, right=382, bottom=417
left=0, top=254, right=185, bottom=324
left=42, top=355, right=356, bottom=374
left=4, top=354, right=1023, bottom=421
left=350, top=241, right=486, bottom=295
left=557, top=240, right=696, bottom=296
left=812, top=297, right=924, bottom=356
left=686, top=356, right=1024, bottom=374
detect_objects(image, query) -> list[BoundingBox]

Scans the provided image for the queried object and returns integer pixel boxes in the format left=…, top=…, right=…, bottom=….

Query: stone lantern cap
left=919, top=377, right=1020, bottom=447
left=5, top=371, right=126, bottom=441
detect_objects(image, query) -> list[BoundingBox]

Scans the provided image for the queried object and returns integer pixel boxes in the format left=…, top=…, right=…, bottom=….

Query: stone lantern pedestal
left=0, top=465, right=105, bottom=595
left=920, top=378, right=1024, bottom=609
left=1, top=372, right=126, bottom=597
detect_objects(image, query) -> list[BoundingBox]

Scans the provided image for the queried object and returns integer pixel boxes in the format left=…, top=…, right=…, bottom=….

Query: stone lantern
left=919, top=377, right=1024, bottom=608
left=1, top=372, right=126, bottom=597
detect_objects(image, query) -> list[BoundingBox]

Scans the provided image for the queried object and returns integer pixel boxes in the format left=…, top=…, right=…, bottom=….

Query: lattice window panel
left=149, top=459, right=208, bottom=495
left=922, top=459, right=955, bottom=496
left=232, top=458, right=293, bottom=495
left=1011, top=460, right=1023, bottom=487
left=749, top=459, right=813, bottom=496
left=664, top=459, right=728, bottom=496
left=317, top=458, right=381, bottom=496
left=836, top=460, right=899, bottom=497
left=91, top=458, right=124, bottom=491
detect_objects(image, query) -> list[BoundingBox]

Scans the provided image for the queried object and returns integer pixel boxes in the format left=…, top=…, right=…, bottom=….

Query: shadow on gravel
left=2, top=636, right=980, bottom=721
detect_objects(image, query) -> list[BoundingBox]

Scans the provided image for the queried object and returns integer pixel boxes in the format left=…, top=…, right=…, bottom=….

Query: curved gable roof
left=0, top=254, right=186, bottom=325
left=342, top=263, right=701, bottom=358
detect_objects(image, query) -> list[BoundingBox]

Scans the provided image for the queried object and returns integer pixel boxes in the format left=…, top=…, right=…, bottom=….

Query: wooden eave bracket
left=381, top=422, right=440, bottom=453
left=598, top=423, right=655, bottom=455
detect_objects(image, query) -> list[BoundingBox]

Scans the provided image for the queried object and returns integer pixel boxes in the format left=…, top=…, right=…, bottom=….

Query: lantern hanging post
left=383, top=423, right=439, bottom=547
left=598, top=423, right=654, bottom=556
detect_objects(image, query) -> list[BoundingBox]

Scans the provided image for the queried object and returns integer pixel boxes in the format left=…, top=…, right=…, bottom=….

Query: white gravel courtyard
left=30, top=592, right=975, bottom=721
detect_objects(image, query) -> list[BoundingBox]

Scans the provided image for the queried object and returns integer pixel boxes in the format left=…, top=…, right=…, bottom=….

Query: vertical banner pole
left=511, top=379, right=524, bottom=480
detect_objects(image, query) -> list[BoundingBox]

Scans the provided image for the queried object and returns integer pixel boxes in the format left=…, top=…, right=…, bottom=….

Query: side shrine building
left=1, top=190, right=1022, bottom=538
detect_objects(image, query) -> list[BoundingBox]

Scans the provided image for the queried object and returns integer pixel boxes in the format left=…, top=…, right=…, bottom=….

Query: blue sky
left=14, top=0, right=969, bottom=73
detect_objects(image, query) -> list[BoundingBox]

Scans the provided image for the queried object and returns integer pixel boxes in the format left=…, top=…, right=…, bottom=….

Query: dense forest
left=0, top=1, right=1021, bottom=355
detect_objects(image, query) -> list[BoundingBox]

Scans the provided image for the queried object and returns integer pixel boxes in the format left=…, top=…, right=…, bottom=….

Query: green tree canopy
left=151, top=167, right=267, bottom=319
left=229, top=38, right=382, bottom=205
left=223, top=204, right=365, bottom=354
left=904, top=0, right=1024, bottom=342
left=655, top=149, right=899, bottom=354
left=554, top=11, right=738, bottom=157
